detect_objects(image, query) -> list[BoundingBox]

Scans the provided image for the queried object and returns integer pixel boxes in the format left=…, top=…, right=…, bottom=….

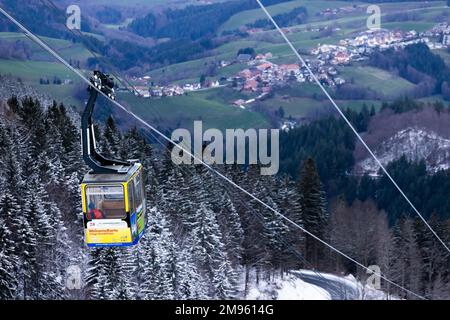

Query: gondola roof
left=83, top=163, right=141, bottom=184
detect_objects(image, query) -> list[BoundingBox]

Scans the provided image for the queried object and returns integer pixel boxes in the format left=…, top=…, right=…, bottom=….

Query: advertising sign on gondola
left=85, top=220, right=132, bottom=245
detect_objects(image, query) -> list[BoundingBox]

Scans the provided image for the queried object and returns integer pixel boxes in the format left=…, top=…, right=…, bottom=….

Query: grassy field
left=0, top=58, right=85, bottom=107
left=0, top=56, right=268, bottom=130
left=339, top=65, right=416, bottom=98
left=256, top=29, right=357, bottom=57
left=148, top=58, right=218, bottom=83
left=418, top=95, right=449, bottom=105
left=103, top=18, right=134, bottom=30
left=120, top=88, right=269, bottom=131
left=0, top=32, right=93, bottom=62
left=0, top=55, right=269, bottom=130
left=0, top=59, right=80, bottom=83
left=219, top=0, right=366, bottom=33
left=258, top=93, right=383, bottom=119
left=259, top=95, right=326, bottom=118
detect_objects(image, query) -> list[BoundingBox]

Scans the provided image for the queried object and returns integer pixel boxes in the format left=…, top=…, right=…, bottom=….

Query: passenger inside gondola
left=87, top=202, right=104, bottom=220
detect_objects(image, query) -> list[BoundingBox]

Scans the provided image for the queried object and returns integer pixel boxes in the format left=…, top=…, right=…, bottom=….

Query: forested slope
left=0, top=95, right=449, bottom=300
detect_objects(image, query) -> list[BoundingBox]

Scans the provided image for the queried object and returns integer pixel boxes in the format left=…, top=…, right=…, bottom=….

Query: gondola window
left=86, top=185, right=126, bottom=219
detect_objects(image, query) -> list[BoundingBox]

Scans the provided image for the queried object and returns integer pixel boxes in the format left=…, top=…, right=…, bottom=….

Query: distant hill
left=0, top=0, right=92, bottom=38
left=354, top=105, right=450, bottom=175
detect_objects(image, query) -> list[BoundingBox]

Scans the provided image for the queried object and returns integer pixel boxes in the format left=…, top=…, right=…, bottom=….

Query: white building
left=443, top=34, right=450, bottom=46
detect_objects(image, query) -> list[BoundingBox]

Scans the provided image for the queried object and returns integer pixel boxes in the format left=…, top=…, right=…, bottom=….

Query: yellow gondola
left=80, top=71, right=147, bottom=247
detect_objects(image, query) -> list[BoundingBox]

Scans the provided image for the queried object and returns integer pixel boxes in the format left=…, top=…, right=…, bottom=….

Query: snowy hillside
left=355, top=127, right=450, bottom=175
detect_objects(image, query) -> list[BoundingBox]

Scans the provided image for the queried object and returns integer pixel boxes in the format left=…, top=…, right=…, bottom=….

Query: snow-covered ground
left=246, top=272, right=331, bottom=300
left=244, top=270, right=396, bottom=300
left=297, top=270, right=397, bottom=300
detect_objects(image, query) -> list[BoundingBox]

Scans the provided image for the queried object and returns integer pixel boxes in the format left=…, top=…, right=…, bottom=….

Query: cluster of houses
left=132, top=79, right=221, bottom=98
left=424, top=23, right=450, bottom=47
left=229, top=50, right=346, bottom=95
left=318, top=5, right=362, bottom=17
left=232, top=61, right=301, bottom=93
left=309, top=27, right=447, bottom=74
left=320, top=29, right=423, bottom=59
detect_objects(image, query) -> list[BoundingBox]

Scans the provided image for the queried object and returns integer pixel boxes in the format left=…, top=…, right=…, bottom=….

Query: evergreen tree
left=100, top=115, right=122, bottom=158
left=173, top=243, right=207, bottom=299
left=388, top=217, right=422, bottom=299
left=0, top=126, right=25, bottom=199
left=275, top=175, right=304, bottom=269
left=139, top=208, right=175, bottom=300
left=191, top=203, right=236, bottom=298
left=298, top=158, right=328, bottom=266
left=0, top=216, right=19, bottom=299
left=0, top=192, right=22, bottom=248
left=415, top=214, right=450, bottom=299
left=85, top=248, right=104, bottom=299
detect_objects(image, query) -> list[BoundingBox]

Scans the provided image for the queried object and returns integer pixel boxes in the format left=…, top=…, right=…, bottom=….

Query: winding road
left=292, top=271, right=360, bottom=300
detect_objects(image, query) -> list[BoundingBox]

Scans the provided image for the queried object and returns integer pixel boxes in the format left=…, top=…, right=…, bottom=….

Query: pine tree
left=388, top=217, right=422, bottom=299
left=0, top=216, right=19, bottom=299
left=100, top=115, right=122, bottom=158
left=272, top=175, right=304, bottom=270
left=202, top=166, right=244, bottom=266
left=6, top=96, right=19, bottom=113
left=191, top=203, right=235, bottom=299
left=298, top=158, right=328, bottom=267
left=85, top=248, right=104, bottom=299
left=17, top=215, right=38, bottom=300
left=0, top=192, right=22, bottom=249
left=0, top=126, right=25, bottom=200
left=18, top=98, right=47, bottom=160
left=216, top=194, right=244, bottom=266
left=236, top=165, right=269, bottom=276
left=23, top=174, right=63, bottom=299
left=415, top=214, right=450, bottom=299
left=173, top=244, right=207, bottom=299
left=93, top=248, right=122, bottom=300
left=139, top=208, right=175, bottom=300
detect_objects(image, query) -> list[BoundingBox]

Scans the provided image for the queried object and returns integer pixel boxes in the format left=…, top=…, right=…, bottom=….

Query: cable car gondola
left=80, top=71, right=147, bottom=247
